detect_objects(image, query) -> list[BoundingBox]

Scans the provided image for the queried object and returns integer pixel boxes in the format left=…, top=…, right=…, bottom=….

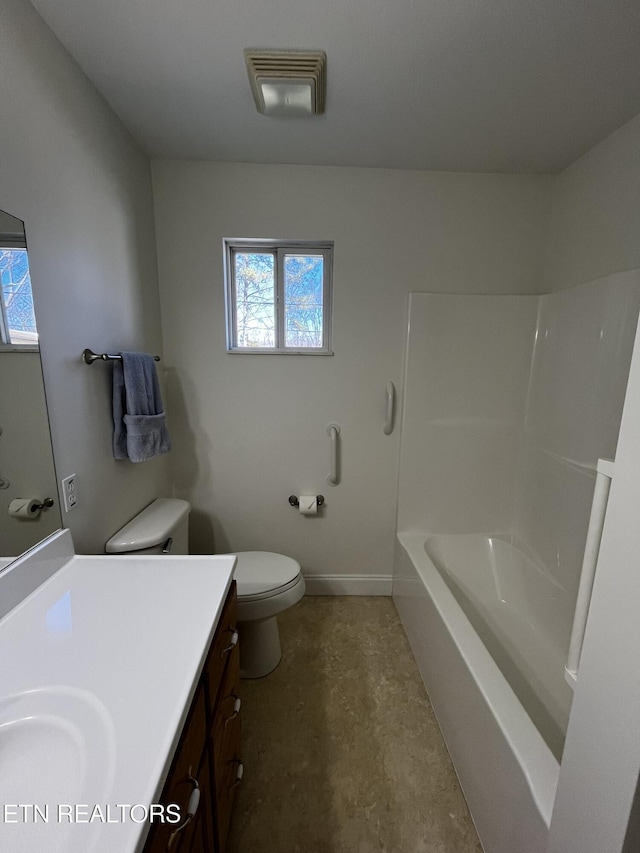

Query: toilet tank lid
left=105, top=498, right=191, bottom=553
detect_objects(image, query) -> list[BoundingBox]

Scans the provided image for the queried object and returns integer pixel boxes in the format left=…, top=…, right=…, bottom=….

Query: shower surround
left=393, top=271, right=640, bottom=853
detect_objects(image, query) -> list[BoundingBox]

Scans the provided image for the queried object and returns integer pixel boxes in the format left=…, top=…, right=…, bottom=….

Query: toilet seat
left=233, top=551, right=302, bottom=601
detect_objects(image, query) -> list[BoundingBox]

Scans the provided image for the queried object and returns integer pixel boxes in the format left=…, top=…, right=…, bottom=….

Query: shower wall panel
left=511, top=269, right=640, bottom=654
left=397, top=293, right=538, bottom=533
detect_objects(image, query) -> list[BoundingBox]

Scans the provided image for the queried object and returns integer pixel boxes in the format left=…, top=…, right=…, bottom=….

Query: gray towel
left=112, top=352, right=171, bottom=462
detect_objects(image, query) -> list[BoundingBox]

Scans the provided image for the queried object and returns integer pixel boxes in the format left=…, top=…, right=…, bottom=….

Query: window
left=224, top=240, right=333, bottom=354
left=0, top=247, right=39, bottom=347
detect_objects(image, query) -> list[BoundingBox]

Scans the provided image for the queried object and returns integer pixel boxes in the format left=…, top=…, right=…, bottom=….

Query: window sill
left=226, top=347, right=333, bottom=356
left=0, top=344, right=39, bottom=353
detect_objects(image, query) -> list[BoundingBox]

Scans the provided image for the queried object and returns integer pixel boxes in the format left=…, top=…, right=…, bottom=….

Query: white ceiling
left=29, top=0, right=640, bottom=173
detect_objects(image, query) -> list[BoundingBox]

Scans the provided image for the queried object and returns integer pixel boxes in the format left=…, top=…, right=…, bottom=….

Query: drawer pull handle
left=167, top=770, right=200, bottom=851
left=220, top=630, right=239, bottom=657
left=230, top=760, right=244, bottom=790
left=224, top=695, right=241, bottom=726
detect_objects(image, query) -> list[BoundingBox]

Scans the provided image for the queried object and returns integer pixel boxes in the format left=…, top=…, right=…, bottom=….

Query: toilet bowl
left=105, top=499, right=305, bottom=679
left=230, top=551, right=305, bottom=679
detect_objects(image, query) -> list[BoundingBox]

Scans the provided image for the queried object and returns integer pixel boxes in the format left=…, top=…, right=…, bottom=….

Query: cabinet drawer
left=216, top=712, right=242, bottom=799
left=190, top=749, right=215, bottom=853
left=212, top=639, right=240, bottom=781
left=215, top=716, right=242, bottom=853
left=205, top=582, right=237, bottom=712
left=144, top=686, right=207, bottom=853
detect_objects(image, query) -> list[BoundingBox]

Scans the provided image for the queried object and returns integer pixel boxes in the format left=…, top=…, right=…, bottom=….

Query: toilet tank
left=105, top=498, right=191, bottom=555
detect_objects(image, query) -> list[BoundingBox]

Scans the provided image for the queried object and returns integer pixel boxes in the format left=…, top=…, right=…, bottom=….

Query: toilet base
left=239, top=615, right=282, bottom=678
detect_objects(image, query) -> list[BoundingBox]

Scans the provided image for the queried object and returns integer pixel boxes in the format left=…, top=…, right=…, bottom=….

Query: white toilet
left=105, top=498, right=305, bottom=678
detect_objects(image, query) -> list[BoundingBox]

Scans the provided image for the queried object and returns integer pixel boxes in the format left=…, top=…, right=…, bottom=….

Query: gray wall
left=544, top=112, right=640, bottom=290
left=0, top=0, right=171, bottom=552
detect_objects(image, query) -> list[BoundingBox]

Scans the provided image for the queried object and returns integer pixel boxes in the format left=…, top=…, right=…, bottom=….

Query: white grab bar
left=383, top=382, right=396, bottom=435
left=327, top=423, right=340, bottom=486
left=565, top=457, right=615, bottom=689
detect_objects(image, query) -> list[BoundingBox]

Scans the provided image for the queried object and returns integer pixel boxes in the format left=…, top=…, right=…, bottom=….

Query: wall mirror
left=0, top=208, right=61, bottom=563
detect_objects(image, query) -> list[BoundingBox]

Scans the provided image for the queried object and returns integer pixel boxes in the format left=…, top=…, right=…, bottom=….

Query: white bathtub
left=393, top=532, right=564, bottom=853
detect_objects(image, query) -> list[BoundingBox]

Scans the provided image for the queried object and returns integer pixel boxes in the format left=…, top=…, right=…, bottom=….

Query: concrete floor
left=227, top=597, right=482, bottom=853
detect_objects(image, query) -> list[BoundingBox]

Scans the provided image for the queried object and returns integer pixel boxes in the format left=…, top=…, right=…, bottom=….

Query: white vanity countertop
left=0, top=532, right=235, bottom=853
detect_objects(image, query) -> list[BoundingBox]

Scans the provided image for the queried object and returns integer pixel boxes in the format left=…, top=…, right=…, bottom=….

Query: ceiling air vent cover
left=244, top=49, right=327, bottom=116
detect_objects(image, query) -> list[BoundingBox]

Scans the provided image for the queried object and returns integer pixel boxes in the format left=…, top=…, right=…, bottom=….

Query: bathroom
left=1, top=0, right=640, bottom=850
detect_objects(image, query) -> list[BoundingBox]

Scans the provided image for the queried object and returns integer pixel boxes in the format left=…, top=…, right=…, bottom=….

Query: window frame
left=223, top=238, right=333, bottom=355
left=0, top=243, right=39, bottom=352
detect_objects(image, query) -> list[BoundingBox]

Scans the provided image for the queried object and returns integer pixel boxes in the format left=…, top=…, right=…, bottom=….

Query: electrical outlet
left=61, top=474, right=77, bottom=513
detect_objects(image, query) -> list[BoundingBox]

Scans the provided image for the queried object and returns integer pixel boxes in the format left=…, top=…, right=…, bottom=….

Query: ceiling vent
left=244, top=49, right=327, bottom=116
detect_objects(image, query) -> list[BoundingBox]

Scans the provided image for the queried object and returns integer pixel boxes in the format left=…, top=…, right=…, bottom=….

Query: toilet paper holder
left=36, top=498, right=55, bottom=510
left=288, top=495, right=325, bottom=508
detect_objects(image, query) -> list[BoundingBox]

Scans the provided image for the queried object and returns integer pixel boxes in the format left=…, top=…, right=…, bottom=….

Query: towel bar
left=82, top=348, right=160, bottom=365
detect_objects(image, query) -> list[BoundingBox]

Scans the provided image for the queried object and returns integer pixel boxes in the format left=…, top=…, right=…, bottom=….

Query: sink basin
left=0, top=687, right=115, bottom=852
left=1, top=708, right=84, bottom=806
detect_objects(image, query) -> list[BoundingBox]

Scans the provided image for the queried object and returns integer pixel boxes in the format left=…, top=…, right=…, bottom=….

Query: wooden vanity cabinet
left=204, top=587, right=242, bottom=853
left=144, top=581, right=241, bottom=853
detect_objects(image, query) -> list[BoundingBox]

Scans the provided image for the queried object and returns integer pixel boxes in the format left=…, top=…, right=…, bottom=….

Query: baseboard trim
left=303, top=574, right=393, bottom=596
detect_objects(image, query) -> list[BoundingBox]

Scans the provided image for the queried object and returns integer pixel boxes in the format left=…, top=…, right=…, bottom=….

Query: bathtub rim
left=395, top=530, right=560, bottom=828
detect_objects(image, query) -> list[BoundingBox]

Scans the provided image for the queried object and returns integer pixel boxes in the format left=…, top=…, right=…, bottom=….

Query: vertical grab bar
left=564, top=458, right=615, bottom=689
left=327, top=424, right=340, bottom=486
left=383, top=382, right=396, bottom=435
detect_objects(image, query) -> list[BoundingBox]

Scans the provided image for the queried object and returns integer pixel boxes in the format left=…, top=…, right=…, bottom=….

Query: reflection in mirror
left=0, top=210, right=38, bottom=347
left=0, top=209, right=62, bottom=561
